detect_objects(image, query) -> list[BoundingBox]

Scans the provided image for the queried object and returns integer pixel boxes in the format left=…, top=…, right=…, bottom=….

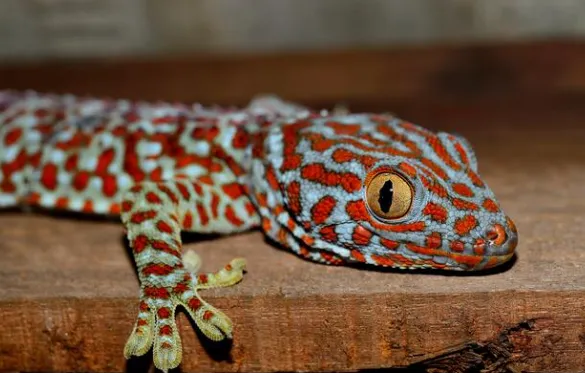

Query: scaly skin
left=0, top=90, right=517, bottom=371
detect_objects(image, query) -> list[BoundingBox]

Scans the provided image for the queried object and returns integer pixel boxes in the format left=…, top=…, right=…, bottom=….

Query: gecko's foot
left=124, top=256, right=247, bottom=372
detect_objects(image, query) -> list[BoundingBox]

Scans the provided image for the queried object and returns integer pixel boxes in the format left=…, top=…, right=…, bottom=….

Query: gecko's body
left=0, top=91, right=517, bottom=371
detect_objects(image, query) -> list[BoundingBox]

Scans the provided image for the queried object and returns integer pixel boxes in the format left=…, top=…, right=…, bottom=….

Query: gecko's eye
left=365, top=172, right=413, bottom=220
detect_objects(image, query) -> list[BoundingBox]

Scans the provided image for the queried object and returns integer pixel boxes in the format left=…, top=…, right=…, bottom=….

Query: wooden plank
left=1, top=107, right=585, bottom=372
left=1, top=41, right=585, bottom=108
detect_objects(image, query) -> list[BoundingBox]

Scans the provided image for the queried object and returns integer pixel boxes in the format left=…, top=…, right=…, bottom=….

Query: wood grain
left=1, top=105, right=585, bottom=372
left=1, top=41, right=585, bottom=110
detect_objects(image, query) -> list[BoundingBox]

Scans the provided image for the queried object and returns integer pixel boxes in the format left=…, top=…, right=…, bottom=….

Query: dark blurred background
left=1, top=0, right=584, bottom=121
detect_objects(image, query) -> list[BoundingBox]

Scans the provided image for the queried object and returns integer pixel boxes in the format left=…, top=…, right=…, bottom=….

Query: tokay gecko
left=0, top=91, right=517, bottom=371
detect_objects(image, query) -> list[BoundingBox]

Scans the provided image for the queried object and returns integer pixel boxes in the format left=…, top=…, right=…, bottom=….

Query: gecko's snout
left=484, top=217, right=518, bottom=258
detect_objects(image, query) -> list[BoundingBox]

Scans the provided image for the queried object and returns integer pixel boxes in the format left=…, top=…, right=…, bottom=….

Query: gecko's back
left=0, top=91, right=306, bottom=214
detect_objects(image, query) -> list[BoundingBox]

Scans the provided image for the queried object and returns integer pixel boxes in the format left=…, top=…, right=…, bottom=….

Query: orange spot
left=482, top=199, right=500, bottom=213
left=425, top=232, right=442, bottom=249
left=310, top=196, right=336, bottom=225
left=351, top=250, right=366, bottom=262
left=156, top=220, right=173, bottom=234
left=423, top=202, right=448, bottom=223
left=380, top=238, right=399, bottom=250
left=285, top=181, right=302, bottom=216
left=222, top=182, right=245, bottom=199
left=121, top=200, right=133, bottom=212
left=452, top=198, right=478, bottom=211
left=450, top=241, right=465, bottom=252
left=300, top=163, right=361, bottom=193
left=196, top=203, right=209, bottom=226
left=102, top=174, right=117, bottom=197
left=452, top=183, right=474, bottom=197
left=175, top=182, right=191, bottom=200
left=183, top=212, right=193, bottom=228
left=319, top=226, right=338, bottom=242
left=145, top=191, right=162, bottom=204
left=352, top=226, right=372, bottom=245
left=82, top=200, right=94, bottom=213
left=130, top=210, right=157, bottom=224
left=225, top=205, right=244, bottom=227
left=40, top=163, right=58, bottom=190
left=4, top=128, right=22, bottom=145
left=132, top=235, right=149, bottom=253
left=73, top=171, right=90, bottom=191
left=454, top=215, right=478, bottom=236
left=399, top=162, right=417, bottom=177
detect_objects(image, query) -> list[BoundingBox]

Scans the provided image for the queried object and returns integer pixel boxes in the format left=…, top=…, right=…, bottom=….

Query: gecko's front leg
left=120, top=178, right=258, bottom=372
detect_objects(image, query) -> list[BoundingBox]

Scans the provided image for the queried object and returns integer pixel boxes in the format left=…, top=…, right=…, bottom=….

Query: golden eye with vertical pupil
left=365, top=172, right=413, bottom=220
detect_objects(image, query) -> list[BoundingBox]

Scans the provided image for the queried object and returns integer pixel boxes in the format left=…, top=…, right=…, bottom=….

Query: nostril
left=486, top=224, right=507, bottom=246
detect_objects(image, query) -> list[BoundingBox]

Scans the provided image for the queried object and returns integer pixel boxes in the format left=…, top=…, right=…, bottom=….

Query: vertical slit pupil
left=378, top=180, right=394, bottom=213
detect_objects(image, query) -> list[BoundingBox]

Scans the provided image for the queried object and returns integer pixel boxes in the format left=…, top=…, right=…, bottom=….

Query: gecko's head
left=273, top=114, right=517, bottom=271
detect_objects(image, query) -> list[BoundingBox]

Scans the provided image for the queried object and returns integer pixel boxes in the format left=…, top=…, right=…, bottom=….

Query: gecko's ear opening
left=440, top=132, right=478, bottom=172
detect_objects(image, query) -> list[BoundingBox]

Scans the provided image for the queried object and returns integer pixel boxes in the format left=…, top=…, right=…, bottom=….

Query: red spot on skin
left=142, top=263, right=175, bottom=276
left=144, top=287, right=170, bottom=299
left=320, top=252, right=343, bottom=265
left=132, top=235, right=149, bottom=253
left=452, top=183, right=474, bottom=197
left=73, top=171, right=90, bottom=191
left=158, top=185, right=178, bottom=204
left=225, top=263, right=233, bottom=271
left=319, top=226, right=338, bottom=242
left=309, top=135, right=334, bottom=151
left=196, top=203, right=209, bottom=226
left=130, top=210, right=157, bottom=224
left=332, top=148, right=354, bottom=163
left=262, top=218, right=272, bottom=232
left=225, top=206, right=244, bottom=227
left=64, top=154, right=78, bottom=171
left=102, top=174, right=117, bottom=197
left=371, top=254, right=395, bottom=267
left=199, top=175, right=213, bottom=185
left=351, top=250, right=366, bottom=262
left=173, top=282, right=189, bottom=294
left=222, top=182, right=245, bottom=199
left=41, top=163, right=58, bottom=190
left=193, top=182, right=203, bottom=195
left=325, top=121, right=361, bottom=135
left=130, top=185, right=143, bottom=193
left=82, top=200, right=94, bottom=213
left=122, top=200, right=133, bottom=212
left=399, top=162, right=417, bottom=177
left=137, top=319, right=148, bottom=327
left=183, top=212, right=193, bottom=228
left=427, top=136, right=461, bottom=171
left=487, top=224, right=507, bottom=245
left=310, top=196, right=336, bottom=225
left=203, top=310, right=214, bottom=321
left=159, top=325, right=173, bottom=336
left=300, top=163, right=361, bottom=193
left=55, top=197, right=68, bottom=209
left=423, top=202, right=448, bottom=223
left=474, top=239, right=486, bottom=255
left=198, top=274, right=208, bottom=284
left=380, top=238, right=400, bottom=250
left=157, top=307, right=171, bottom=319
left=4, top=128, right=22, bottom=145
left=151, top=240, right=180, bottom=257
left=281, top=154, right=302, bottom=171
left=109, top=203, right=121, bottom=215
left=346, top=200, right=371, bottom=221
left=454, top=215, right=478, bottom=236
left=301, top=234, right=315, bottom=246
left=483, top=199, right=500, bottom=213
left=176, top=182, right=190, bottom=200
left=467, top=170, right=484, bottom=188
left=285, top=181, right=302, bottom=216
left=266, top=166, right=280, bottom=191
left=232, top=129, right=249, bottom=149
left=421, top=176, right=448, bottom=198
left=426, top=232, right=442, bottom=249
left=139, top=301, right=149, bottom=311
left=150, top=167, right=162, bottom=181
left=210, top=193, right=220, bottom=218
left=188, top=298, right=201, bottom=310
left=421, top=158, right=448, bottom=180
left=453, top=141, right=470, bottom=165
left=245, top=201, right=256, bottom=217
left=146, top=191, right=162, bottom=204
left=352, top=226, right=372, bottom=245
left=156, top=220, right=173, bottom=234
left=452, top=198, right=479, bottom=211
left=96, top=148, right=115, bottom=174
